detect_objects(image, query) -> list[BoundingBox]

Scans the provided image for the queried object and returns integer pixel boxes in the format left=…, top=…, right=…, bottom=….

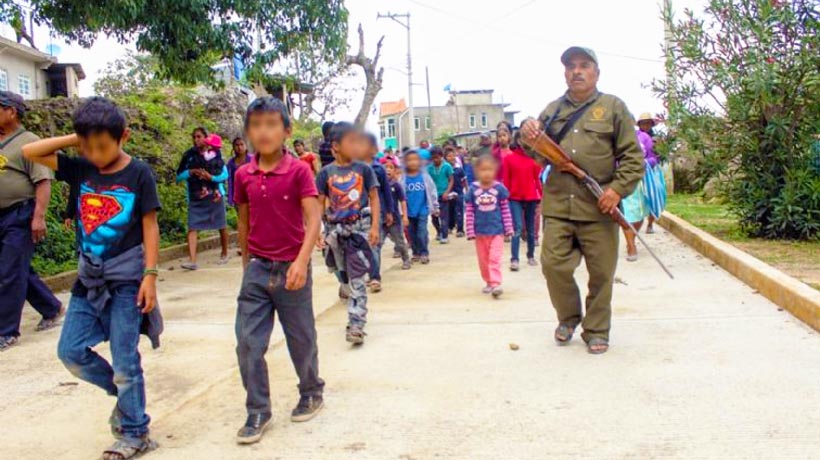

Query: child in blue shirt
left=401, top=150, right=438, bottom=264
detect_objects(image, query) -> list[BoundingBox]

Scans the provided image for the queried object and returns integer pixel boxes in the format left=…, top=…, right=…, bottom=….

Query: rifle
left=520, top=131, right=674, bottom=279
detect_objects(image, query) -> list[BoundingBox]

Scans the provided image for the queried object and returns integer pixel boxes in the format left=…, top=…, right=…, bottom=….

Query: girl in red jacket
left=502, top=130, right=542, bottom=271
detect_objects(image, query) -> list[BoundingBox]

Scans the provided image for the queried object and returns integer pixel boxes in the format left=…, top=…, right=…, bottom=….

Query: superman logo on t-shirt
left=326, top=171, right=364, bottom=222
left=77, top=183, right=136, bottom=257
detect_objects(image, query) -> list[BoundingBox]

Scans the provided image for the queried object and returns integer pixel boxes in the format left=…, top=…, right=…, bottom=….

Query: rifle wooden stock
left=521, top=131, right=675, bottom=279
left=520, top=132, right=630, bottom=229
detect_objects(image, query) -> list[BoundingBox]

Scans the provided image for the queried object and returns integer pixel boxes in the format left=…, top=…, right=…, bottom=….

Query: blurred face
left=431, top=154, right=443, bottom=166
left=294, top=142, right=305, bottom=155
left=476, top=159, right=498, bottom=184
left=79, top=129, right=129, bottom=169
left=638, top=120, right=654, bottom=133
left=245, top=111, right=290, bottom=155
left=445, top=151, right=456, bottom=165
left=192, top=130, right=207, bottom=149
left=334, top=132, right=364, bottom=161
left=404, top=153, right=421, bottom=173
left=480, top=135, right=492, bottom=147
left=496, top=129, right=511, bottom=147
left=564, top=55, right=599, bottom=97
left=420, top=140, right=429, bottom=149
left=233, top=139, right=247, bottom=156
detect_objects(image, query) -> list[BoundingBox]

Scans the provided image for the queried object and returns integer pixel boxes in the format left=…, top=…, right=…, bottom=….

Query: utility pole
left=426, top=66, right=433, bottom=142
left=378, top=11, right=414, bottom=147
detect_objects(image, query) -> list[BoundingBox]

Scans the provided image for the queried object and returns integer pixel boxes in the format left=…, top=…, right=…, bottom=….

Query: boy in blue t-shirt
left=401, top=150, right=439, bottom=264
left=427, top=147, right=454, bottom=244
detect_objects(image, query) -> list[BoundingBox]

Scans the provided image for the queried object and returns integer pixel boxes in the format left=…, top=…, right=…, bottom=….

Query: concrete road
left=2, top=228, right=819, bottom=460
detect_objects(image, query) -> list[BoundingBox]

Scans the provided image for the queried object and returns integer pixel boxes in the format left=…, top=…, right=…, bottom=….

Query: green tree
left=656, top=0, right=820, bottom=239
left=1, top=0, right=348, bottom=87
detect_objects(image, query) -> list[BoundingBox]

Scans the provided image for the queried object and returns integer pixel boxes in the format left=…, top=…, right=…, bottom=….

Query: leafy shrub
left=656, top=0, right=820, bottom=239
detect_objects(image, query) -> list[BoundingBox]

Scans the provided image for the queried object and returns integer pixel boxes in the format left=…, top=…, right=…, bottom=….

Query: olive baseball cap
left=560, top=46, right=598, bottom=66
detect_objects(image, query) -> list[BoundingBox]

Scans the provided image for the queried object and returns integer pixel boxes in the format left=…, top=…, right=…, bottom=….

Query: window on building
left=469, top=114, right=476, bottom=129
left=425, top=117, right=431, bottom=130
left=414, top=117, right=420, bottom=131
left=379, top=122, right=386, bottom=139
left=0, top=70, right=7, bottom=91
left=18, top=75, right=31, bottom=98
left=481, top=112, right=488, bottom=128
left=387, top=118, right=396, bottom=138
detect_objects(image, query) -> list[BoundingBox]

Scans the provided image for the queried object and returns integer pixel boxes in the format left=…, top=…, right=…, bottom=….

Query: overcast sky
left=10, top=0, right=708, bottom=128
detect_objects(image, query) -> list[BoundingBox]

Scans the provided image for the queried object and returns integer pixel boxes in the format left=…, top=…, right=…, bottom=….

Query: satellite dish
left=45, top=44, right=62, bottom=56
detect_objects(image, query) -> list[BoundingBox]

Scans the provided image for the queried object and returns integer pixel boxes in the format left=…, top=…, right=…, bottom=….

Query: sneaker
left=510, top=260, right=520, bottom=272
left=439, top=238, right=449, bottom=245
left=411, top=255, right=421, bottom=263
left=236, top=412, right=273, bottom=444
left=420, top=255, right=430, bottom=265
left=401, top=260, right=412, bottom=270
left=481, top=285, right=493, bottom=294
left=369, top=280, right=382, bottom=293
left=346, top=325, right=366, bottom=345
left=435, top=235, right=442, bottom=242
left=338, top=284, right=351, bottom=300
left=392, top=252, right=402, bottom=259
left=646, top=226, right=656, bottom=234
left=456, top=231, right=465, bottom=238
left=181, top=261, right=198, bottom=271
left=36, top=304, right=66, bottom=332
left=216, top=254, right=230, bottom=265
left=527, top=258, right=538, bottom=267
left=0, top=335, right=19, bottom=351
left=491, top=286, right=504, bottom=298
left=291, top=395, right=324, bottom=422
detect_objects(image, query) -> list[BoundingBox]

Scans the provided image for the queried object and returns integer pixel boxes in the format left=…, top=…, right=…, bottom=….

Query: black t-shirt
left=56, top=153, right=161, bottom=261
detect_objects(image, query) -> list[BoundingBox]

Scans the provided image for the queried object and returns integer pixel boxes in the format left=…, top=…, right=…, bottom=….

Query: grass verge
left=666, top=194, right=820, bottom=291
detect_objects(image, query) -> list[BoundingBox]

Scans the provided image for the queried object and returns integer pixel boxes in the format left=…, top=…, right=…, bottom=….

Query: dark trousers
left=407, top=215, right=430, bottom=256
left=431, top=197, right=450, bottom=240
left=447, top=195, right=464, bottom=233
left=236, top=257, right=324, bottom=416
left=27, top=268, right=62, bottom=319
left=0, top=201, right=35, bottom=337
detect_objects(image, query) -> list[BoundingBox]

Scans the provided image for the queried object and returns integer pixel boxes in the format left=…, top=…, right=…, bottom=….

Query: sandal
left=587, top=338, right=609, bottom=355
left=554, top=324, right=575, bottom=346
left=102, top=436, right=158, bottom=460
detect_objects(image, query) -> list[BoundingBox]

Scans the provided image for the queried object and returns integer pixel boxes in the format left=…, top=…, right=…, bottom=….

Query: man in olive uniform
left=521, top=47, right=644, bottom=354
left=0, top=91, right=64, bottom=351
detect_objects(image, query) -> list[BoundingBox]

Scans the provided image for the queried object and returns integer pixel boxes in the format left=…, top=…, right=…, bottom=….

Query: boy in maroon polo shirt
left=232, top=98, right=325, bottom=445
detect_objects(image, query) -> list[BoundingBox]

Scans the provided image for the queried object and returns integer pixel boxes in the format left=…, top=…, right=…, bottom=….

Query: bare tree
left=346, top=24, right=384, bottom=128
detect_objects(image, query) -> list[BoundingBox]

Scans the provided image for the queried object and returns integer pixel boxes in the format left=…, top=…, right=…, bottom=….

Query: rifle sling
left=544, top=96, right=599, bottom=145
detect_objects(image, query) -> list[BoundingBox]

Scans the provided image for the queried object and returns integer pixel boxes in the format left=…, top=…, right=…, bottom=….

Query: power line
left=405, top=0, right=664, bottom=64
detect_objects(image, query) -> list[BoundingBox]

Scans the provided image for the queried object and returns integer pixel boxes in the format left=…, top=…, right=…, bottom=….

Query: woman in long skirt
left=622, top=113, right=667, bottom=261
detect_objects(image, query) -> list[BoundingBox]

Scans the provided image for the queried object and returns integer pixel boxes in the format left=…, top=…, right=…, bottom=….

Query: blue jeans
left=432, top=197, right=450, bottom=240
left=57, top=284, right=150, bottom=438
left=510, top=200, right=538, bottom=262
left=236, top=258, right=324, bottom=415
left=408, top=215, right=429, bottom=256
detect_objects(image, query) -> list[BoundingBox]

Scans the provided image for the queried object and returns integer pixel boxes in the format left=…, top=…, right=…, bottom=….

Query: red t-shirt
left=233, top=153, right=318, bottom=261
left=299, top=152, right=317, bottom=170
